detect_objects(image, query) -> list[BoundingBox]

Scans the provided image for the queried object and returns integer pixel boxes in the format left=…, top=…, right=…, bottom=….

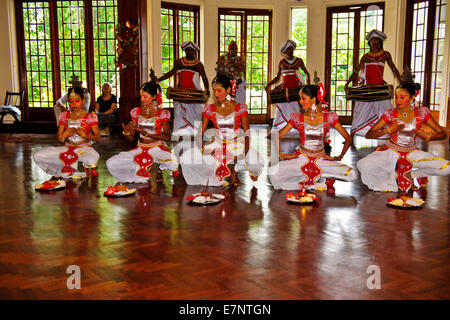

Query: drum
left=267, top=86, right=303, bottom=104
left=346, top=85, right=393, bottom=102
left=166, top=87, right=208, bottom=103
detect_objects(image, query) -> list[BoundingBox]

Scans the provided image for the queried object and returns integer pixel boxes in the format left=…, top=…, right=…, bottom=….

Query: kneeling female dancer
left=269, top=84, right=358, bottom=191
left=106, top=81, right=179, bottom=183
left=357, top=82, right=449, bottom=192
left=34, top=86, right=100, bottom=179
left=180, top=74, right=265, bottom=186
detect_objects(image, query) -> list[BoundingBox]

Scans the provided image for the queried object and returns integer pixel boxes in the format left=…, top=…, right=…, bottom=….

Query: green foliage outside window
left=22, top=0, right=119, bottom=109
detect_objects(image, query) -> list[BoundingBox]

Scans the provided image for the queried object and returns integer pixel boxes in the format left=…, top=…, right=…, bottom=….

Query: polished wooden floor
left=0, top=127, right=449, bottom=299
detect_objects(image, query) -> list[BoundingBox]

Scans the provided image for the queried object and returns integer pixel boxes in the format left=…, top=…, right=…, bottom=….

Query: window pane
left=92, top=0, right=120, bottom=101
left=160, top=3, right=199, bottom=109
left=329, top=12, right=355, bottom=116
left=57, top=1, right=87, bottom=97
left=291, top=8, right=307, bottom=63
left=410, top=1, right=429, bottom=106
left=246, top=15, right=270, bottom=115
left=430, top=0, right=446, bottom=111
left=22, top=2, right=53, bottom=108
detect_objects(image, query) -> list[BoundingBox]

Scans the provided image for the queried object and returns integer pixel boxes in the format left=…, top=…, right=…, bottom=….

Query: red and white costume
left=33, top=112, right=99, bottom=177
left=272, top=57, right=305, bottom=153
left=180, top=103, right=265, bottom=186
left=269, top=111, right=358, bottom=190
left=172, top=58, right=204, bottom=138
left=351, top=50, right=392, bottom=137
left=357, top=107, right=450, bottom=192
left=106, top=107, right=178, bottom=183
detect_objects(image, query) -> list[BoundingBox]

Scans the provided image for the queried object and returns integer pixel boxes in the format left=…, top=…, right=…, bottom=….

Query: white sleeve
left=56, top=93, right=68, bottom=107
left=83, top=92, right=91, bottom=111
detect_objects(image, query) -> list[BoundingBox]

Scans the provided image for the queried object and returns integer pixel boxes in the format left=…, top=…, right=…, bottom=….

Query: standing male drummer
left=158, top=41, right=210, bottom=138
left=345, top=29, right=402, bottom=140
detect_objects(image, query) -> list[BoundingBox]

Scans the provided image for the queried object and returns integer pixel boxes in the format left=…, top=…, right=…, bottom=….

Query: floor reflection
left=0, top=130, right=449, bottom=299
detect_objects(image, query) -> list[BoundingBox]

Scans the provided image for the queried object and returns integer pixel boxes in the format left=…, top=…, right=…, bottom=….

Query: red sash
left=290, top=149, right=324, bottom=187
left=134, top=146, right=154, bottom=178
left=59, top=146, right=80, bottom=174
left=375, top=143, right=416, bottom=192
left=214, top=141, right=232, bottom=182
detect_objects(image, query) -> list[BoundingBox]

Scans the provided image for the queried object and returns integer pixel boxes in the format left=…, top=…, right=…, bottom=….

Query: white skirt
left=351, top=99, right=391, bottom=137
left=357, top=145, right=450, bottom=192
left=269, top=150, right=358, bottom=190
left=106, top=141, right=179, bottom=183
left=180, top=137, right=265, bottom=186
left=33, top=144, right=99, bottom=177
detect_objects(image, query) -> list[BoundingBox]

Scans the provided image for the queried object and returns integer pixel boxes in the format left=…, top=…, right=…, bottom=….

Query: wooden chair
left=0, top=91, right=25, bottom=134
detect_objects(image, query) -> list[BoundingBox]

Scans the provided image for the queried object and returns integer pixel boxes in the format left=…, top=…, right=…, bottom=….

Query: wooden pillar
left=117, top=0, right=148, bottom=125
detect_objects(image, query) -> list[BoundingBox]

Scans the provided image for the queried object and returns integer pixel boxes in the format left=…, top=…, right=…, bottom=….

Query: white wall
left=0, top=0, right=19, bottom=104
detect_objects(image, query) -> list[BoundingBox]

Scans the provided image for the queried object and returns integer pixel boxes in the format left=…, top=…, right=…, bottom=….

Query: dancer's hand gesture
left=122, top=121, right=136, bottom=135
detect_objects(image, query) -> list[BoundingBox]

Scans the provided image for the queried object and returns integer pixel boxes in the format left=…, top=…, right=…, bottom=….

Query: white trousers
left=234, top=79, right=246, bottom=105
left=172, top=101, right=203, bottom=135
left=351, top=99, right=391, bottom=137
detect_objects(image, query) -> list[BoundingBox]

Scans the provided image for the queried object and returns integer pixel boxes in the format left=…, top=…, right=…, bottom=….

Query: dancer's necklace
left=399, top=108, right=408, bottom=118
left=73, top=110, right=82, bottom=118
left=143, top=105, right=153, bottom=115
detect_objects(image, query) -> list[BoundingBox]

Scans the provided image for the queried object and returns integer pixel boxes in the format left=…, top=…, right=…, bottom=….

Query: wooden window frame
left=160, top=2, right=200, bottom=109
left=290, top=7, right=307, bottom=63
left=325, top=2, right=385, bottom=125
left=15, top=0, right=119, bottom=122
left=218, top=8, right=273, bottom=124
left=404, top=0, right=446, bottom=112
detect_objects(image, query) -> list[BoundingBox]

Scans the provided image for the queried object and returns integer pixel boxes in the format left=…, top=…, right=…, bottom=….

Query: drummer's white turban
left=280, top=40, right=297, bottom=54
left=365, top=29, right=387, bottom=41
left=181, top=41, right=200, bottom=52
